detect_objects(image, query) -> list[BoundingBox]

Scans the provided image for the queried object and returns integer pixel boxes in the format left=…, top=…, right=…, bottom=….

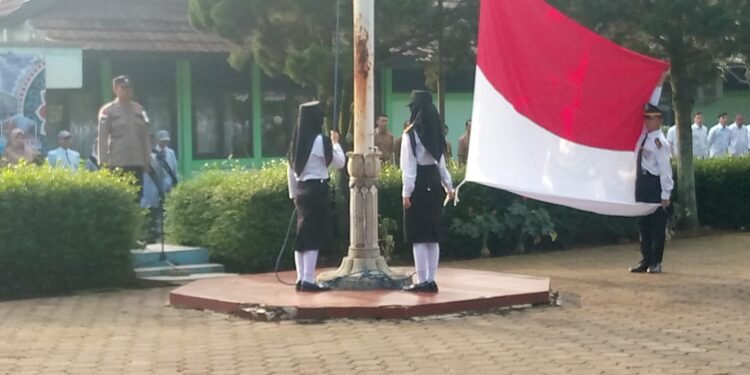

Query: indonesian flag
left=466, top=0, right=670, bottom=217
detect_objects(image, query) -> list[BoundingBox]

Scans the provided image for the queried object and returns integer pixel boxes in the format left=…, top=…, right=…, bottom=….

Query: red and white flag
left=466, top=0, right=669, bottom=216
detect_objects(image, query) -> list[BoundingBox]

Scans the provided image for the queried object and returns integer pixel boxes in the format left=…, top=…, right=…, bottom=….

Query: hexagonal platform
left=169, top=267, right=551, bottom=320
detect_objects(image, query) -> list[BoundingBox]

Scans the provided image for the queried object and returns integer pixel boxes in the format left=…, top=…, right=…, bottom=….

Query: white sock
left=412, top=244, right=429, bottom=283
left=294, top=251, right=304, bottom=283
left=302, top=250, right=319, bottom=283
left=426, top=243, right=440, bottom=282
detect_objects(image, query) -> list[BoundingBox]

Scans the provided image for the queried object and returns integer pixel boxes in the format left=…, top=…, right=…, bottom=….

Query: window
left=391, top=67, right=475, bottom=92
left=42, top=59, right=100, bottom=157
left=261, top=75, right=315, bottom=157
left=191, top=59, right=252, bottom=160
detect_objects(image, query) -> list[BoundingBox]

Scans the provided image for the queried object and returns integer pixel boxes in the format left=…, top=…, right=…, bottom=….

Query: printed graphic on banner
left=0, top=53, right=47, bottom=156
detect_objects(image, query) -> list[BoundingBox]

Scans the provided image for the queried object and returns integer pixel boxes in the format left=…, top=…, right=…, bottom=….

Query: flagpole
left=318, top=0, right=409, bottom=290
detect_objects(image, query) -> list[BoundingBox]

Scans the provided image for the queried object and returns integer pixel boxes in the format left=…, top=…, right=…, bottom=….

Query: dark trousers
left=639, top=207, right=667, bottom=266
left=113, top=166, right=144, bottom=202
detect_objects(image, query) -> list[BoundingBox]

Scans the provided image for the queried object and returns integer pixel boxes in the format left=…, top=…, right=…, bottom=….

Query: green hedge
left=166, top=162, right=296, bottom=273
left=0, top=164, right=141, bottom=299
left=168, top=162, right=640, bottom=273
left=166, top=156, right=750, bottom=273
left=693, top=157, right=750, bottom=228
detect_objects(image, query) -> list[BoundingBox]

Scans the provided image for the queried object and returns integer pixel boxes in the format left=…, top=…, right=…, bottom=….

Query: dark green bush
left=0, top=164, right=141, bottom=299
left=166, top=162, right=297, bottom=273
left=693, top=156, right=750, bottom=229
left=168, top=161, right=645, bottom=272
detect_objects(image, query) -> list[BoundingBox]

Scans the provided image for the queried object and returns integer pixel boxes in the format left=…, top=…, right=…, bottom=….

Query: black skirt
left=294, top=179, right=333, bottom=253
left=404, top=165, right=445, bottom=244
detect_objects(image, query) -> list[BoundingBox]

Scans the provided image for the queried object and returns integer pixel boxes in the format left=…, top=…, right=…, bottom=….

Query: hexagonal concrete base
left=169, top=267, right=550, bottom=320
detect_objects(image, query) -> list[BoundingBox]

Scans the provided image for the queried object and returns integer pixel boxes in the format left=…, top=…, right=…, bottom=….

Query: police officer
left=630, top=103, right=673, bottom=274
left=97, top=75, right=151, bottom=199
left=374, top=113, right=395, bottom=164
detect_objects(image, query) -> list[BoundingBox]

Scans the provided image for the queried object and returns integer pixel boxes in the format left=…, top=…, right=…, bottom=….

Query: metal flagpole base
left=318, top=253, right=411, bottom=290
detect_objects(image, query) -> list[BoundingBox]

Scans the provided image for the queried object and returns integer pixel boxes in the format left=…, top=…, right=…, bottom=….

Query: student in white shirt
left=691, top=112, right=708, bottom=159
left=666, top=125, right=678, bottom=158
left=401, top=90, right=455, bottom=294
left=728, top=114, right=748, bottom=157
left=287, top=101, right=345, bottom=292
left=47, top=130, right=80, bottom=171
left=707, top=112, right=731, bottom=158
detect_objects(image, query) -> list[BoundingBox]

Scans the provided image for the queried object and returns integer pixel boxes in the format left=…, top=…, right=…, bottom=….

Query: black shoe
left=428, top=281, right=439, bottom=293
left=629, top=263, right=648, bottom=273
left=298, top=281, right=330, bottom=292
left=403, top=282, right=431, bottom=293
left=295, top=281, right=301, bottom=291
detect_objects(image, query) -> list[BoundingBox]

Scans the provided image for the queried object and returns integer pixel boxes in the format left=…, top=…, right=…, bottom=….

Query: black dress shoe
left=403, top=282, right=431, bottom=292
left=428, top=281, right=439, bottom=293
left=629, top=263, right=649, bottom=273
left=295, top=281, right=301, bottom=291
left=298, top=281, right=331, bottom=292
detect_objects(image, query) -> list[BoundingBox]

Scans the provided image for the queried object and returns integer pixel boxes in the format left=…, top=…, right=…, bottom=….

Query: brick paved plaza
left=1, top=233, right=748, bottom=374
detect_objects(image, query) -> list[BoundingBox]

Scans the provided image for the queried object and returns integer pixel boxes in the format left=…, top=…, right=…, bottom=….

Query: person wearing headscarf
left=400, top=90, right=455, bottom=293
left=287, top=101, right=346, bottom=292
left=2, top=128, right=40, bottom=165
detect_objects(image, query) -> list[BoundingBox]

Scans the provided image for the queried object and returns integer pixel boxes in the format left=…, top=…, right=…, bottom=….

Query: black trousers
left=639, top=207, right=667, bottom=266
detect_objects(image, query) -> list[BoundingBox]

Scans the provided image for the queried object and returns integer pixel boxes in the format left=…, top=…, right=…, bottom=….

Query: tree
left=550, top=0, right=744, bottom=230
left=189, top=0, right=436, bottom=136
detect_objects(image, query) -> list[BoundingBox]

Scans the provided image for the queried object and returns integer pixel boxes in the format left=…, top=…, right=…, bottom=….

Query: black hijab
left=408, top=90, right=445, bottom=161
left=288, top=101, right=333, bottom=175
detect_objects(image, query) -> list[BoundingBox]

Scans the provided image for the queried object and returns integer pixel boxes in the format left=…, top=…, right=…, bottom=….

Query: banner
left=0, top=53, right=47, bottom=155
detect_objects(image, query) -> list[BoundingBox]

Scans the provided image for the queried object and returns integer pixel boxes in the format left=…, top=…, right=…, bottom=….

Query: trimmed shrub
left=0, top=164, right=141, bottom=299
left=168, top=162, right=641, bottom=272
left=693, top=156, right=750, bottom=229
left=166, top=162, right=297, bottom=273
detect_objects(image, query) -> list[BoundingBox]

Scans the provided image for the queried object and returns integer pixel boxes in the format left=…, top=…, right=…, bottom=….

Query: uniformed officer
left=458, top=119, right=471, bottom=166
left=97, top=75, right=152, bottom=199
left=374, top=114, right=395, bottom=164
left=630, top=103, right=674, bottom=274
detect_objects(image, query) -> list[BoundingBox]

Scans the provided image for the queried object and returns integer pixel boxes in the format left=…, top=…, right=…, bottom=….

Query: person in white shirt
left=401, top=90, right=455, bottom=293
left=691, top=112, right=708, bottom=159
left=630, top=104, right=673, bottom=274
left=47, top=130, right=80, bottom=171
left=707, top=112, right=731, bottom=158
left=728, top=114, right=748, bottom=157
left=287, top=101, right=345, bottom=292
left=666, top=125, right=678, bottom=158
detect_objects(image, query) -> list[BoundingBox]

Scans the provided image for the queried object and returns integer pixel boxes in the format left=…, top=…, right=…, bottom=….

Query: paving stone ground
left=1, top=233, right=749, bottom=374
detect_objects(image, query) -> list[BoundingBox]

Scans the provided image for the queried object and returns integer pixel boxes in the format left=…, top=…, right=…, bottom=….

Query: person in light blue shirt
left=47, top=130, right=80, bottom=171
left=691, top=112, right=709, bottom=159
left=707, top=112, right=731, bottom=158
